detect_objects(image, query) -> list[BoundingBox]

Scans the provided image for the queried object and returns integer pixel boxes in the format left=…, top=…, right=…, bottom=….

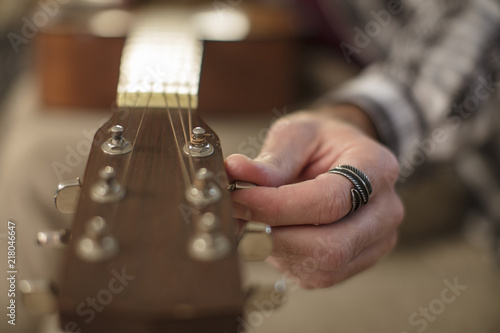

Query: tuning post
left=54, top=178, right=81, bottom=213
left=76, top=216, right=119, bottom=262
left=228, top=181, right=256, bottom=192
left=188, top=212, right=231, bottom=261
left=102, top=125, right=133, bottom=155
left=237, top=222, right=273, bottom=261
left=186, top=168, right=222, bottom=209
left=36, top=229, right=71, bottom=248
left=19, top=280, right=58, bottom=315
left=90, top=166, right=126, bottom=203
left=183, top=126, right=214, bottom=157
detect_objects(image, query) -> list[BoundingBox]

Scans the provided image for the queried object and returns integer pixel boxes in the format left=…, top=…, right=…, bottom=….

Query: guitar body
left=36, top=1, right=299, bottom=114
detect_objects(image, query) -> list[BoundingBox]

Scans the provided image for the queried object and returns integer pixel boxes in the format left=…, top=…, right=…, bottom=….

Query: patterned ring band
left=327, top=165, right=373, bottom=214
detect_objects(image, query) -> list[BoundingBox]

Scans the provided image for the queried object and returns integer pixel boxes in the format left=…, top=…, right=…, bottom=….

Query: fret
left=117, top=8, right=202, bottom=109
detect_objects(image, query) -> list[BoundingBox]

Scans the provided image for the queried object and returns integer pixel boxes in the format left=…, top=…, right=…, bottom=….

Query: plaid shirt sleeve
left=322, top=0, right=500, bottom=160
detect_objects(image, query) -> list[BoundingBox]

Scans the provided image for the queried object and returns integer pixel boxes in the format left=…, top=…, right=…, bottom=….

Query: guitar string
left=187, top=90, right=193, bottom=143
left=175, top=91, right=196, bottom=178
left=121, top=90, right=152, bottom=193
left=106, top=89, right=145, bottom=229
left=163, top=88, right=192, bottom=188
left=122, top=89, right=138, bottom=150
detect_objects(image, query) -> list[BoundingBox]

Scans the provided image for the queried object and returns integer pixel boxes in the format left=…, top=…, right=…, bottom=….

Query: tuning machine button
left=183, top=127, right=214, bottom=157
left=228, top=181, right=256, bottom=192
left=19, top=280, right=58, bottom=315
left=76, top=216, right=119, bottom=262
left=102, top=125, right=133, bottom=155
left=36, top=229, right=71, bottom=248
left=188, top=212, right=231, bottom=262
left=244, top=280, right=287, bottom=313
left=186, top=168, right=221, bottom=209
left=238, top=222, right=273, bottom=262
left=90, top=166, right=125, bottom=203
left=54, top=178, right=81, bottom=213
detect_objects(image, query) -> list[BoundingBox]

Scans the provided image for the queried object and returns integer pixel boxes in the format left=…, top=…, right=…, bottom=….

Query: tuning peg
left=244, top=280, right=286, bottom=313
left=188, top=212, right=230, bottom=261
left=237, top=222, right=272, bottom=262
left=228, top=181, right=256, bottom=192
left=102, top=124, right=133, bottom=155
left=76, top=216, right=119, bottom=262
left=35, top=229, right=71, bottom=248
left=183, top=126, right=214, bottom=157
left=19, top=280, right=58, bottom=315
left=54, top=178, right=81, bottom=213
left=186, top=168, right=221, bottom=208
left=90, top=166, right=126, bottom=203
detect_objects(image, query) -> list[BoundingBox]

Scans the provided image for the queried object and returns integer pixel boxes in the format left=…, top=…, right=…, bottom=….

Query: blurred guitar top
left=36, top=0, right=302, bottom=114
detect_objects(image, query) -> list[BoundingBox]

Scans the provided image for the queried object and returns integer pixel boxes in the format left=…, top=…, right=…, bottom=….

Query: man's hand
left=225, top=105, right=404, bottom=289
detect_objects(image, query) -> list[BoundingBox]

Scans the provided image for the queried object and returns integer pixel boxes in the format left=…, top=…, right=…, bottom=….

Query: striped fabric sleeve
left=327, top=0, right=500, bottom=159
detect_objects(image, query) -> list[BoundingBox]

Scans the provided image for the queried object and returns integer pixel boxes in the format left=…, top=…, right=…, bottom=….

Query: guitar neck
left=117, top=7, right=202, bottom=109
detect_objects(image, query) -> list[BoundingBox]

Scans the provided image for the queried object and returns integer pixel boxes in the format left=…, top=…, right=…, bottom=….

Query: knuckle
left=350, top=226, right=369, bottom=254
left=323, top=240, right=354, bottom=271
left=391, top=195, right=405, bottom=227
left=271, top=117, right=292, bottom=132
left=308, top=269, right=348, bottom=289
left=379, top=232, right=399, bottom=258
left=311, top=276, right=337, bottom=289
left=259, top=152, right=284, bottom=170
left=384, top=151, right=400, bottom=186
left=388, top=232, right=399, bottom=250
left=269, top=116, right=303, bottom=139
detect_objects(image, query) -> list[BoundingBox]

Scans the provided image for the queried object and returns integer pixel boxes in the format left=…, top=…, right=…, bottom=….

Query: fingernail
left=225, top=154, right=253, bottom=172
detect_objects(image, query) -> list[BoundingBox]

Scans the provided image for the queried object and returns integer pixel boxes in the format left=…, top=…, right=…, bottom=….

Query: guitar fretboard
left=117, top=8, right=202, bottom=109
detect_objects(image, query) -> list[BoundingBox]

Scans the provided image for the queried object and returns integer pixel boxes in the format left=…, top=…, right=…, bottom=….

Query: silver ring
left=327, top=165, right=373, bottom=214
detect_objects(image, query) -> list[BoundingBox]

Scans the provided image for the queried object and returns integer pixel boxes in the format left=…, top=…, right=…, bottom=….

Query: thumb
left=225, top=118, right=319, bottom=187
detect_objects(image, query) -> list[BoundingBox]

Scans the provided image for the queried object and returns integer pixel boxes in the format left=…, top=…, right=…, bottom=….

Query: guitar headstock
left=58, top=106, right=245, bottom=333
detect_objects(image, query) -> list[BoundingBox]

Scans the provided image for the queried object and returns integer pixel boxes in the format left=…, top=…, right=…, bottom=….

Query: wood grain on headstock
left=58, top=107, right=244, bottom=333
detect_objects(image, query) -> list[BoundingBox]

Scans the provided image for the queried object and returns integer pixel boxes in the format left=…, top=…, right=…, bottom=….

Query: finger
left=269, top=231, right=398, bottom=289
left=225, top=117, right=321, bottom=187
left=267, top=196, right=403, bottom=270
left=231, top=172, right=382, bottom=226
left=231, top=142, right=400, bottom=225
left=231, top=176, right=351, bottom=225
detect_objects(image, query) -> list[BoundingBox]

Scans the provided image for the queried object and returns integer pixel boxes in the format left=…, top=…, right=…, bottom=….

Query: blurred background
left=0, top=0, right=499, bottom=332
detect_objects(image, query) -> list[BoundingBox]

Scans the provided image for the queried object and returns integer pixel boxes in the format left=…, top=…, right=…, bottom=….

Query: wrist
left=313, top=104, right=379, bottom=140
